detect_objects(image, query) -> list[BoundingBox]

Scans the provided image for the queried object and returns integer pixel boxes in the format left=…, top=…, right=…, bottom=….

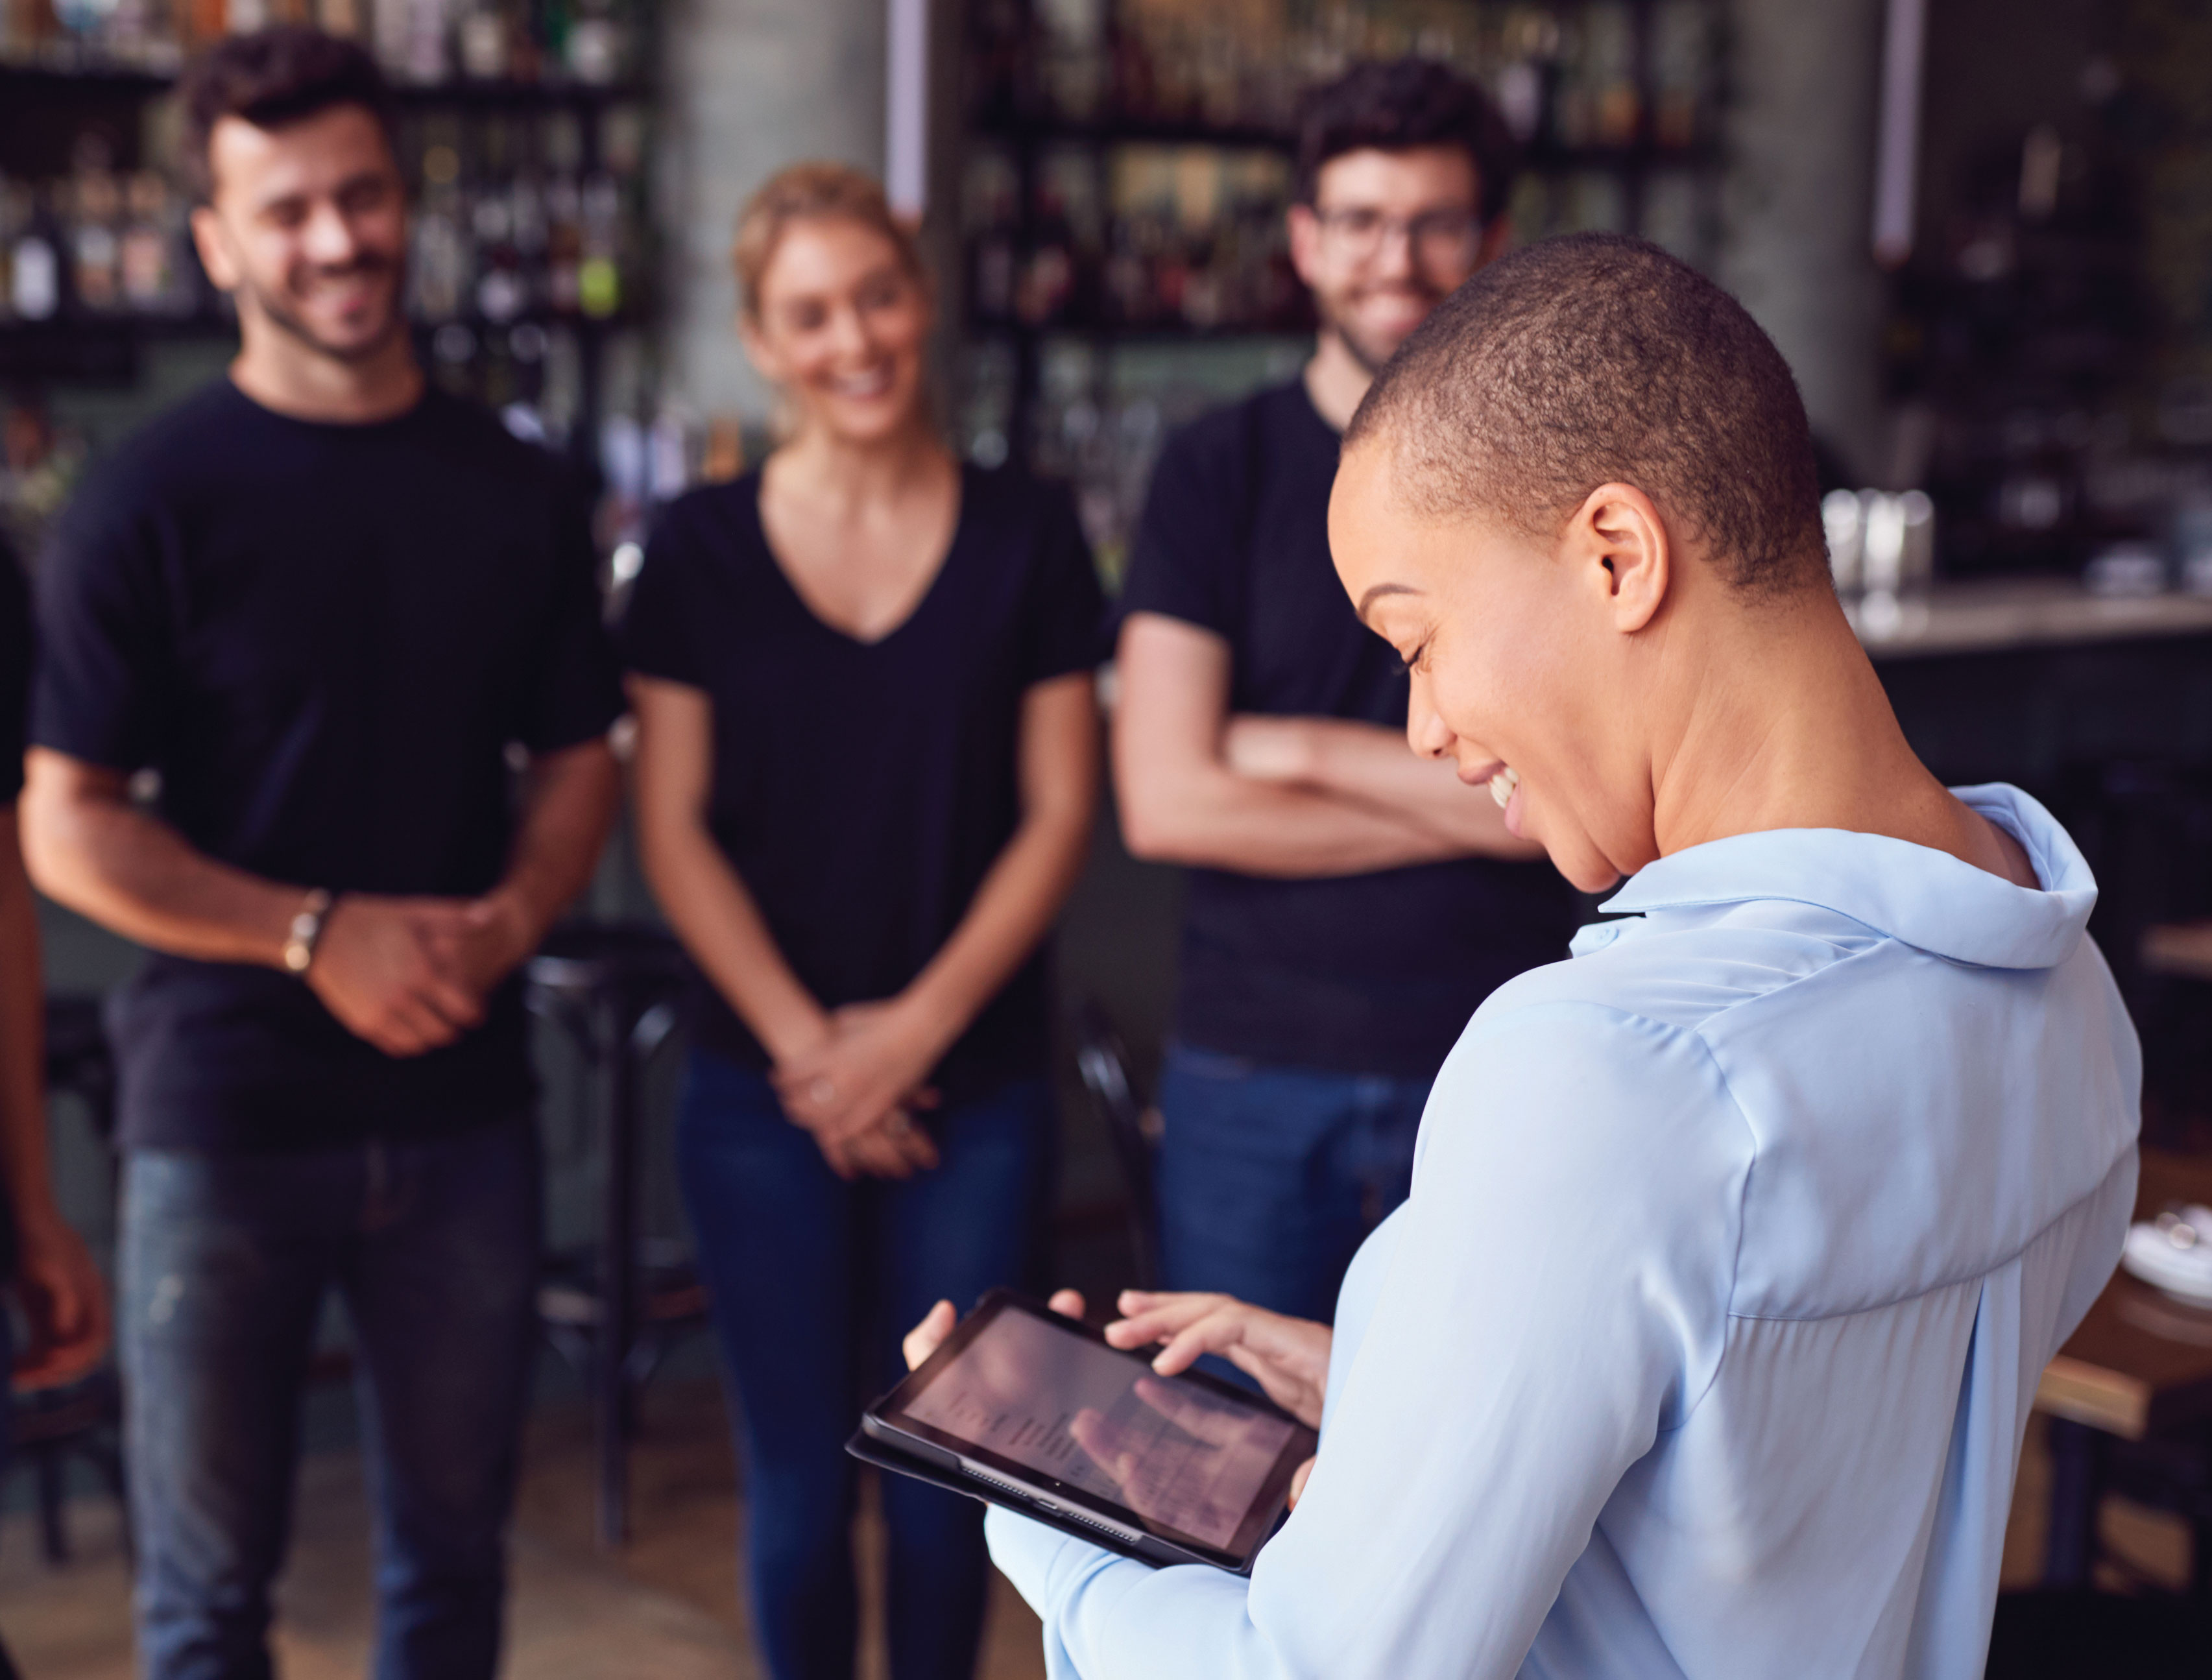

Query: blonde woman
left=621, top=163, right=1104, bottom=1680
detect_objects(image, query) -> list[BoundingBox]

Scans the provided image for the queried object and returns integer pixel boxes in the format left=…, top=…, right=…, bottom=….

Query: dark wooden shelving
left=0, top=60, right=648, bottom=104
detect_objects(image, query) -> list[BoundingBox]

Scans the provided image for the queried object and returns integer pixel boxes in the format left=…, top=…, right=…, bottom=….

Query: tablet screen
left=896, top=1302, right=1300, bottom=1550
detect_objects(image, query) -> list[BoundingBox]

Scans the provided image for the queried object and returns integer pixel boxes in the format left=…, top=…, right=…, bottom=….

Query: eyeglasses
left=1312, top=205, right=1484, bottom=269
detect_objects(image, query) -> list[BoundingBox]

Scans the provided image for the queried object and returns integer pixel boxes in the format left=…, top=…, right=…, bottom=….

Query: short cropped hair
left=733, top=161, right=926, bottom=324
left=1294, top=58, right=1520, bottom=226
left=1346, top=234, right=1827, bottom=597
left=180, top=26, right=397, bottom=202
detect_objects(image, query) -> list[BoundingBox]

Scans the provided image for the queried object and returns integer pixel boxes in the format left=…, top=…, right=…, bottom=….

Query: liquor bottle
left=542, top=108, right=584, bottom=313
left=119, top=169, right=197, bottom=315
left=459, top=2, right=509, bottom=80
left=10, top=188, right=61, bottom=321
left=566, top=0, right=624, bottom=84
left=576, top=169, right=620, bottom=318
left=409, top=138, right=468, bottom=320
left=67, top=160, right=123, bottom=314
left=1652, top=1, right=1713, bottom=150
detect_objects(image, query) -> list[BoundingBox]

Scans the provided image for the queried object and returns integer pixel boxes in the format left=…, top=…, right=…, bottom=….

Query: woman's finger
left=813, top=1133, right=858, bottom=1181
left=893, top=1122, right=940, bottom=1173
left=1101, top=1291, right=1234, bottom=1349
left=850, top=1128, right=914, bottom=1179
left=903, top=1299, right=957, bottom=1371
left=1048, top=1288, right=1087, bottom=1320
left=1287, top=1455, right=1316, bottom=1509
left=1150, top=1306, right=1256, bottom=1376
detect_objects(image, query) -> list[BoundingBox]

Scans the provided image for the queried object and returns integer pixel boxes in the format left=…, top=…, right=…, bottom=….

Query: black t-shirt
left=0, top=534, right=25, bottom=1280
left=619, top=462, right=1104, bottom=1103
left=30, top=379, right=625, bottom=1153
left=1120, top=379, right=1579, bottom=1078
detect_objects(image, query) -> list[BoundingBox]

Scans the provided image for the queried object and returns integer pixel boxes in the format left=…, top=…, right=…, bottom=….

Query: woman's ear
left=1570, top=483, right=1672, bottom=634
left=736, top=310, right=778, bottom=384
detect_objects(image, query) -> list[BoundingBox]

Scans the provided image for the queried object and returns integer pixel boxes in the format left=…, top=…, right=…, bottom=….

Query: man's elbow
left=16, top=779, right=82, bottom=905
left=1116, top=782, right=1201, bottom=865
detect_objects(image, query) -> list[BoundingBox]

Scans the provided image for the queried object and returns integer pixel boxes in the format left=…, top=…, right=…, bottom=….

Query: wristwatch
left=283, top=889, right=334, bottom=976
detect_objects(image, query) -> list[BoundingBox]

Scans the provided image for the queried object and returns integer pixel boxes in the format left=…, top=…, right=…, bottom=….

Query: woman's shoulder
left=639, top=473, right=779, bottom=594
left=654, top=471, right=767, bottom=546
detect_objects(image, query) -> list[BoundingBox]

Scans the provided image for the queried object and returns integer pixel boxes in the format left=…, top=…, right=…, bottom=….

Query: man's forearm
left=1262, top=717, right=1544, bottom=860
left=21, top=754, right=299, bottom=966
left=492, top=737, right=621, bottom=939
left=0, top=813, right=60, bottom=1229
left=1120, top=758, right=1468, bottom=878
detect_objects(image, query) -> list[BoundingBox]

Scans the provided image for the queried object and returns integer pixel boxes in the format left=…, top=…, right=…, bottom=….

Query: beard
left=239, top=256, right=405, bottom=364
left=1315, top=282, right=1447, bottom=376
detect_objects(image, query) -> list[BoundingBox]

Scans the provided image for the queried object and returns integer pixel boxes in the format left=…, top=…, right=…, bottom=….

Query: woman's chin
left=1553, top=837, right=1624, bottom=896
left=817, top=396, right=917, bottom=445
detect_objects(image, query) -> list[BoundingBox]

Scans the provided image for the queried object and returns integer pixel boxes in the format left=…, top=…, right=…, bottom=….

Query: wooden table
left=2033, top=1149, right=2212, bottom=1594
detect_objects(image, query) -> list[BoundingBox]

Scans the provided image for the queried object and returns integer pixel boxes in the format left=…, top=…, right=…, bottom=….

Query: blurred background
left=6, top=1, right=2212, bottom=1674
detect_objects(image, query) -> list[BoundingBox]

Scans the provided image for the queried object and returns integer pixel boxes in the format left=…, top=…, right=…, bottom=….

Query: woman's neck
left=1646, top=591, right=2036, bottom=887
left=769, top=418, right=952, bottom=519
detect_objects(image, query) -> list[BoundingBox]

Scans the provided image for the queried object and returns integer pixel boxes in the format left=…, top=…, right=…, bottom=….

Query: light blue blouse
left=988, top=784, right=2139, bottom=1679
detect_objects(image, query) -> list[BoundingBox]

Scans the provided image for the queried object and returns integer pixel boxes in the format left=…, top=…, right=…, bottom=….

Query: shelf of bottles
left=956, top=0, right=1725, bottom=586
left=1, top=0, right=654, bottom=462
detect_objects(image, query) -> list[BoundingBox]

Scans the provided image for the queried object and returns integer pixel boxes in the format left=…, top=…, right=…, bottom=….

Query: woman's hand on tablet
left=1104, top=1291, right=1330, bottom=1430
left=904, top=1289, right=1087, bottom=1372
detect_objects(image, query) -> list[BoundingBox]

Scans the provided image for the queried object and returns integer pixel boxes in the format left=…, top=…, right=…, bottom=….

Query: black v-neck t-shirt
left=0, top=536, right=25, bottom=1279
left=619, top=462, right=1105, bottom=1102
left=1119, top=380, right=1580, bottom=1078
left=30, top=379, right=625, bottom=1151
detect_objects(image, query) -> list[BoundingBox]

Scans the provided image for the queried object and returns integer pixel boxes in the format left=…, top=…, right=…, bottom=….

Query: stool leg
left=2043, top=1418, right=2104, bottom=1589
left=34, top=1446, right=69, bottom=1565
left=597, top=996, right=639, bottom=1549
left=99, top=1439, right=134, bottom=1566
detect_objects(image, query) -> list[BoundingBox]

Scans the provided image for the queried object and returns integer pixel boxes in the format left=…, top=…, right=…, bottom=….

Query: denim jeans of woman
left=677, top=1051, right=1048, bottom=1680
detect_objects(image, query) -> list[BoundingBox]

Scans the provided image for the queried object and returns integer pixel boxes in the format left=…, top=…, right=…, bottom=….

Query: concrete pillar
left=654, top=0, right=888, bottom=422
left=1716, top=0, right=1891, bottom=482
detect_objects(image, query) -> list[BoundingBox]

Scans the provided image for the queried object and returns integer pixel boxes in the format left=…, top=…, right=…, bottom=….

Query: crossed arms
left=1111, top=612, right=1541, bottom=877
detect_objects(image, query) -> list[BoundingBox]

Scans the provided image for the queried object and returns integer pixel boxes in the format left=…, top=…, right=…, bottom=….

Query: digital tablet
left=854, top=1289, right=1318, bottom=1575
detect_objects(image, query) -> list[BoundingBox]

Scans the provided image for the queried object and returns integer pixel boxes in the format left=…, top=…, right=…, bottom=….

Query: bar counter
left=1853, top=579, right=2212, bottom=662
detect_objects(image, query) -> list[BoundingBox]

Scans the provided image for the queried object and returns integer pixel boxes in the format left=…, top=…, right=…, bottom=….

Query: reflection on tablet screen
left=902, top=1309, right=1296, bottom=1548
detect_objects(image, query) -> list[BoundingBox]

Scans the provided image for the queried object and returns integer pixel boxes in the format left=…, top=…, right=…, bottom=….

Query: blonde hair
left=733, top=162, right=925, bottom=323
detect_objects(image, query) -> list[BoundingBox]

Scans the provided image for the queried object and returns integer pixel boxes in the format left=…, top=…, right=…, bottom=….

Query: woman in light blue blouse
left=904, top=234, right=2139, bottom=1679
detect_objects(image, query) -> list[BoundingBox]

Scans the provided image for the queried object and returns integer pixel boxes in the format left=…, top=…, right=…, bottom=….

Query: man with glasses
left=1114, top=59, right=1578, bottom=1325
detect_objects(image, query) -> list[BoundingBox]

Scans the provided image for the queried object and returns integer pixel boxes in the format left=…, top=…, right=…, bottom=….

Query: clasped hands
left=306, top=889, right=538, bottom=1059
left=772, top=996, right=949, bottom=1182
left=904, top=1289, right=1332, bottom=1515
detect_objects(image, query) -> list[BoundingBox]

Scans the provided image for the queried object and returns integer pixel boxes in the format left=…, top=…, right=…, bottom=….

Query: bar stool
left=1070, top=997, right=1162, bottom=1290
left=525, top=921, right=706, bottom=1548
left=6, top=995, right=127, bottom=1564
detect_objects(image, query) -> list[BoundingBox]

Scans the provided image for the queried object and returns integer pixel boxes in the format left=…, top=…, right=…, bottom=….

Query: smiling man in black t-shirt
left=21, top=30, right=621, bottom=1680
left=1114, top=61, right=1580, bottom=1327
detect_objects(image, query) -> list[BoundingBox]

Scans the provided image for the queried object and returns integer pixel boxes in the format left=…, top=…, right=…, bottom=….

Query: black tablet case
left=845, top=1428, right=1245, bottom=1572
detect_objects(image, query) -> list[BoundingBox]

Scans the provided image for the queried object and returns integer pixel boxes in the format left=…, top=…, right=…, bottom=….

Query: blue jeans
left=677, top=1051, right=1049, bottom=1680
left=1155, top=1044, right=1430, bottom=1325
left=119, top=1119, right=541, bottom=1680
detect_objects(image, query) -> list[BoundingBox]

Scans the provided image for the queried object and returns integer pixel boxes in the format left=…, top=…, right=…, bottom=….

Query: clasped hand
left=904, top=1288, right=1331, bottom=1509
left=772, top=998, right=946, bottom=1181
left=306, top=890, right=533, bottom=1059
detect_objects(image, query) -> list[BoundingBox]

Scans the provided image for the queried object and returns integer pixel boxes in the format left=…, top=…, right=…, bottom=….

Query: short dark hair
left=180, top=25, right=397, bottom=202
left=1294, top=58, right=1520, bottom=225
left=1347, top=234, right=1827, bottom=597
